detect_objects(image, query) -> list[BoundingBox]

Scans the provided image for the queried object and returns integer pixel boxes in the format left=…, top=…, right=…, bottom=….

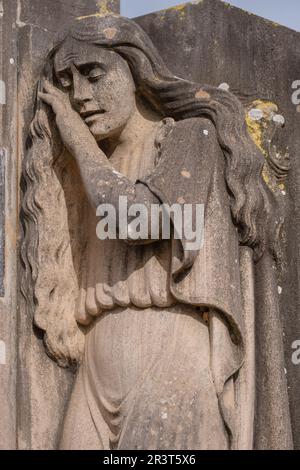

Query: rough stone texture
left=136, top=0, right=300, bottom=449
left=0, top=0, right=18, bottom=451
left=1, top=0, right=300, bottom=450
left=14, top=0, right=119, bottom=450
left=0, top=148, right=5, bottom=297
left=19, top=11, right=292, bottom=450
left=19, top=0, right=120, bottom=31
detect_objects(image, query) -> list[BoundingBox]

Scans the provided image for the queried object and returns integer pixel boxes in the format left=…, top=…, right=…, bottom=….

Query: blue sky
left=121, top=0, right=300, bottom=32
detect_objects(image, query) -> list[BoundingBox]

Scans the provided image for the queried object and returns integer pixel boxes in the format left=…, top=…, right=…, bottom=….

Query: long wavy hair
left=21, top=14, right=276, bottom=366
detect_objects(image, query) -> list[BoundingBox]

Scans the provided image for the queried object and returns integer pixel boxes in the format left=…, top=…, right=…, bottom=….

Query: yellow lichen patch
left=77, top=1, right=115, bottom=20
left=246, top=100, right=288, bottom=194
left=252, top=100, right=278, bottom=118
left=262, top=167, right=270, bottom=185
left=245, top=113, right=265, bottom=156
left=77, top=13, right=105, bottom=20
left=262, top=164, right=286, bottom=194
left=160, top=3, right=187, bottom=19
left=246, top=100, right=278, bottom=157
left=171, top=4, right=186, bottom=11
left=98, top=0, right=112, bottom=15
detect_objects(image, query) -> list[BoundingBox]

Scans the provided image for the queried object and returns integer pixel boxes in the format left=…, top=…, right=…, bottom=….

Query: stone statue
left=21, top=14, right=293, bottom=450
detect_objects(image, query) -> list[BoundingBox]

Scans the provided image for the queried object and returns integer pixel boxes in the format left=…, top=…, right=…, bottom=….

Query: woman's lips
left=81, top=110, right=106, bottom=124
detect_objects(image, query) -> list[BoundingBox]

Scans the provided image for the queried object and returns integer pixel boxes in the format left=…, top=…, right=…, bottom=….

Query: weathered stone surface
left=0, top=147, right=5, bottom=298
left=15, top=0, right=120, bottom=451
left=0, top=0, right=18, bottom=451
left=19, top=0, right=120, bottom=32
left=136, top=0, right=300, bottom=449
left=1, top=0, right=300, bottom=450
left=19, top=10, right=292, bottom=450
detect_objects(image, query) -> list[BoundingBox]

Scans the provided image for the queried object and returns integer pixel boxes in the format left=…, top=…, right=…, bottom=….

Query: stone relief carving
left=21, top=14, right=292, bottom=450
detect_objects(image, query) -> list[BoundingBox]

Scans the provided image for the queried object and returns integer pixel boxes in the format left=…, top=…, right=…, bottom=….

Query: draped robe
left=60, top=117, right=293, bottom=450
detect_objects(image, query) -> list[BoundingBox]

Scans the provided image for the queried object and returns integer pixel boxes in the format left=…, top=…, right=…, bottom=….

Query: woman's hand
left=38, top=80, right=98, bottom=157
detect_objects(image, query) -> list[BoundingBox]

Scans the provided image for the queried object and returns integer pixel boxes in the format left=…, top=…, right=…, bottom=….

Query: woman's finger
left=38, top=91, right=55, bottom=107
left=44, top=80, right=63, bottom=97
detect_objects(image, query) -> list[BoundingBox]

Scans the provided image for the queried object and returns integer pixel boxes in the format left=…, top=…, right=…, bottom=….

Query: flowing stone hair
left=21, top=14, right=276, bottom=366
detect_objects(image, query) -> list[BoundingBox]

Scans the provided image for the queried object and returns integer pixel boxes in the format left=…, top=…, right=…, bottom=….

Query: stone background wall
left=1, top=0, right=300, bottom=449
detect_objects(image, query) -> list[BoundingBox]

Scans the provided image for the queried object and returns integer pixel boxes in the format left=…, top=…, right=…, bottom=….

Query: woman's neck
left=100, top=97, right=161, bottom=160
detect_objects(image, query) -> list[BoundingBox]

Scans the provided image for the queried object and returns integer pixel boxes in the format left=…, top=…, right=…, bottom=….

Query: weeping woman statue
left=21, top=14, right=293, bottom=450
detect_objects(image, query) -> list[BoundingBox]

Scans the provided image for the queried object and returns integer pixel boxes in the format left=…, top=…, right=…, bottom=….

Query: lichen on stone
left=245, top=99, right=290, bottom=194
left=77, top=0, right=115, bottom=20
left=246, top=100, right=277, bottom=157
left=158, top=2, right=188, bottom=20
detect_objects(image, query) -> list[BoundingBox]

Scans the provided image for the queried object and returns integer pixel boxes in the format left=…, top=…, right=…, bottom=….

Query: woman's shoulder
left=156, top=116, right=218, bottom=149
left=174, top=116, right=216, bottom=133
left=159, top=117, right=216, bottom=138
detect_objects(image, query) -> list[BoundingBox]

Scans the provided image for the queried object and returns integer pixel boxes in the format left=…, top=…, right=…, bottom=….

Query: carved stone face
left=54, top=40, right=136, bottom=141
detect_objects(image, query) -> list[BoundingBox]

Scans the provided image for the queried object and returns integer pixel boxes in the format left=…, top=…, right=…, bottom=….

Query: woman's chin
left=90, top=128, right=112, bottom=142
left=91, top=126, right=125, bottom=143
left=89, top=123, right=118, bottom=142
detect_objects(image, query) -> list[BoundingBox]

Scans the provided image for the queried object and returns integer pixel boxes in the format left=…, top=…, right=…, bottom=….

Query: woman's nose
left=72, top=74, right=93, bottom=106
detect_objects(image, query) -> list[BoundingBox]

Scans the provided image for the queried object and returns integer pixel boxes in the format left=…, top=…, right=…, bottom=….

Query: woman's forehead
left=54, top=40, right=114, bottom=73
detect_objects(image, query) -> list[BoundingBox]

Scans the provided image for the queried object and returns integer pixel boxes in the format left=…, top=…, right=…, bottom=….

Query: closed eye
left=88, top=66, right=106, bottom=81
left=56, top=63, right=106, bottom=89
left=78, top=63, right=106, bottom=81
